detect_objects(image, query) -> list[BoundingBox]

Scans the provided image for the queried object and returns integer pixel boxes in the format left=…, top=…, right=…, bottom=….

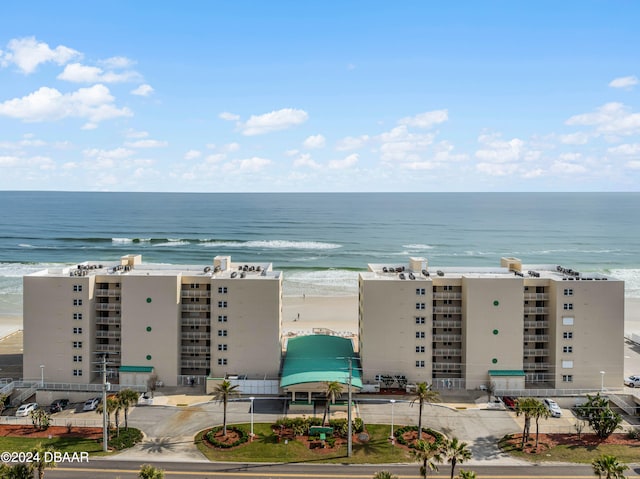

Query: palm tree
left=322, top=381, right=344, bottom=426
left=138, top=463, right=165, bottom=479
left=1, top=463, right=33, bottom=479
left=410, top=382, right=440, bottom=439
left=96, top=396, right=120, bottom=430
left=532, top=400, right=550, bottom=450
left=592, top=454, right=628, bottom=479
left=442, top=437, right=472, bottom=479
left=515, top=397, right=540, bottom=448
left=210, top=380, right=241, bottom=436
left=117, top=388, right=140, bottom=430
left=412, top=438, right=443, bottom=479
left=31, top=443, right=56, bottom=479
left=457, top=470, right=477, bottom=479
left=372, top=471, right=398, bottom=479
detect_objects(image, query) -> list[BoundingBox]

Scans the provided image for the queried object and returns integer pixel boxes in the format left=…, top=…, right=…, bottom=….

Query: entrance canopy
left=280, top=335, right=362, bottom=389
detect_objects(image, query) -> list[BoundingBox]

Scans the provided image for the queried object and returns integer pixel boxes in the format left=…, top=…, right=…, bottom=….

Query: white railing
left=181, top=331, right=210, bottom=340
left=496, top=388, right=624, bottom=397
left=524, top=306, right=548, bottom=314
left=180, top=359, right=210, bottom=368
left=181, top=317, right=210, bottom=326
left=432, top=349, right=462, bottom=356
left=524, top=293, right=549, bottom=301
left=181, top=345, right=210, bottom=354
left=11, top=385, right=38, bottom=406
left=524, top=321, right=548, bottom=328
left=523, top=363, right=551, bottom=370
left=523, top=349, right=549, bottom=356
left=524, top=335, right=549, bottom=342
left=433, top=334, right=462, bottom=342
left=95, top=344, right=121, bottom=352
left=96, top=331, right=121, bottom=338
left=94, top=289, right=121, bottom=297
left=432, top=306, right=462, bottom=314
left=181, top=290, right=211, bottom=298
left=95, top=316, right=121, bottom=324
left=432, top=292, right=462, bottom=300
left=432, top=363, right=462, bottom=371
left=95, top=304, right=120, bottom=311
left=181, top=304, right=210, bottom=312
left=432, top=320, right=462, bottom=328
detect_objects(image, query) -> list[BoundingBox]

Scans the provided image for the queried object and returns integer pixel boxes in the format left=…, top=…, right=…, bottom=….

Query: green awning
left=488, top=369, right=525, bottom=377
left=280, top=335, right=362, bottom=389
left=119, top=366, right=154, bottom=373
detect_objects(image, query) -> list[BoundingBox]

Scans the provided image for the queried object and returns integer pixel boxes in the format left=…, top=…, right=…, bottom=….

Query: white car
left=624, top=375, right=640, bottom=388
left=543, top=398, right=562, bottom=417
left=15, top=403, right=39, bottom=417
left=82, top=397, right=101, bottom=411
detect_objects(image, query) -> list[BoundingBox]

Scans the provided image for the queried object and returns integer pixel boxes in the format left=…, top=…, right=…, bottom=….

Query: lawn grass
left=0, top=436, right=106, bottom=455
left=498, top=435, right=640, bottom=464
left=195, top=423, right=413, bottom=464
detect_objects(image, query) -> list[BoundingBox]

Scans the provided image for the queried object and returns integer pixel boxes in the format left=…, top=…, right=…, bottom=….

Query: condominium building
left=359, top=257, right=624, bottom=391
left=23, top=255, right=282, bottom=387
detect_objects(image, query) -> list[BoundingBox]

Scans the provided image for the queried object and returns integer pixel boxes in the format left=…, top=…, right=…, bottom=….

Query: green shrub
left=108, top=427, right=143, bottom=450
left=627, top=428, right=640, bottom=440
left=393, top=425, right=443, bottom=448
left=206, top=426, right=249, bottom=448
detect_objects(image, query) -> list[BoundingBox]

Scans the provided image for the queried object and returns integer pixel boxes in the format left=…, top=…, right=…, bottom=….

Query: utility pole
left=98, top=353, right=109, bottom=452
left=347, top=357, right=352, bottom=457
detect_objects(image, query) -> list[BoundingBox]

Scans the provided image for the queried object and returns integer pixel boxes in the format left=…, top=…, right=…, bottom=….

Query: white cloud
left=378, top=126, right=436, bottom=162
left=626, top=160, right=640, bottom=169
left=404, top=161, right=436, bottom=170
left=565, top=102, right=640, bottom=136
left=328, top=153, right=358, bottom=169
left=184, top=149, right=202, bottom=160
left=303, top=134, right=326, bottom=149
left=607, top=143, right=640, bottom=155
left=336, top=135, right=370, bottom=151
left=559, top=132, right=589, bottom=145
left=0, top=84, right=132, bottom=124
left=476, top=162, right=520, bottom=176
left=84, top=147, right=134, bottom=159
left=475, top=133, right=524, bottom=163
left=100, top=56, right=135, bottom=69
left=223, top=142, right=240, bottom=153
left=240, top=108, right=308, bottom=136
left=0, top=155, right=20, bottom=167
left=58, top=63, right=141, bottom=83
left=609, top=75, right=638, bottom=89
left=206, top=153, right=225, bottom=164
left=293, top=153, right=321, bottom=169
left=219, top=112, right=240, bottom=121
left=1, top=37, right=80, bottom=74
left=125, top=129, right=149, bottom=139
left=124, top=139, right=168, bottom=148
left=223, top=156, right=271, bottom=172
left=551, top=161, right=587, bottom=174
left=398, top=109, right=448, bottom=128
left=131, top=84, right=154, bottom=97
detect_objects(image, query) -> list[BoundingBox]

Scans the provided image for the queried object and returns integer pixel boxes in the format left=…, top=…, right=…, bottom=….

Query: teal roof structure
left=488, top=369, right=525, bottom=376
left=119, top=366, right=154, bottom=373
left=280, top=335, right=362, bottom=389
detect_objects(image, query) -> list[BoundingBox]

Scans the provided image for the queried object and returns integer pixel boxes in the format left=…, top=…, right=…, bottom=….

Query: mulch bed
left=204, top=428, right=243, bottom=447
left=0, top=425, right=103, bottom=439
left=505, top=433, right=640, bottom=454
left=393, top=429, right=440, bottom=451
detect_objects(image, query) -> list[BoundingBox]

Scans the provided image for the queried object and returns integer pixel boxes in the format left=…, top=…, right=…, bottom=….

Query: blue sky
left=0, top=1, right=639, bottom=192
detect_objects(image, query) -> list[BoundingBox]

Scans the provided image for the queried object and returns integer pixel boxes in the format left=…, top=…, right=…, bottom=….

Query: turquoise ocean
left=1, top=191, right=639, bottom=316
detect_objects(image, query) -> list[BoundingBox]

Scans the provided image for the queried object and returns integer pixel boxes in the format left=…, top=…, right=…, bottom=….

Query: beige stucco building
left=359, top=257, right=624, bottom=391
left=23, top=255, right=282, bottom=387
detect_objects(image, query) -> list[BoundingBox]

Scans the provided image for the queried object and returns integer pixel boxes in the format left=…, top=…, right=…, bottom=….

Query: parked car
left=15, top=403, right=39, bottom=417
left=624, top=375, right=640, bottom=388
left=82, top=397, right=101, bottom=411
left=502, top=396, right=516, bottom=410
left=49, top=398, right=69, bottom=413
left=543, top=398, right=562, bottom=417
left=487, top=397, right=505, bottom=409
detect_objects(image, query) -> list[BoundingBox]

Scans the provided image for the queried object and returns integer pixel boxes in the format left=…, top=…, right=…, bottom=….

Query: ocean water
left=1, top=191, right=639, bottom=315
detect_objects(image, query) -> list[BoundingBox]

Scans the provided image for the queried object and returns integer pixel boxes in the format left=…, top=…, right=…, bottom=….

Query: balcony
left=181, top=345, right=210, bottom=354
left=181, top=290, right=211, bottom=298
left=433, top=306, right=462, bottom=314
left=433, top=334, right=462, bottom=342
left=95, top=304, right=120, bottom=311
left=524, top=320, right=548, bottom=328
left=523, top=306, right=548, bottom=315
left=432, top=348, right=462, bottom=356
left=523, top=362, right=551, bottom=370
left=523, top=335, right=549, bottom=342
left=181, top=359, right=210, bottom=368
left=181, top=331, right=210, bottom=340
left=523, top=349, right=549, bottom=357
left=432, top=320, right=462, bottom=329
left=432, top=292, right=462, bottom=300
left=181, top=317, right=210, bottom=326
left=524, top=292, right=548, bottom=301
left=95, top=289, right=121, bottom=297
left=432, top=362, right=462, bottom=371
left=95, top=344, right=120, bottom=353
left=95, top=330, right=121, bottom=338
left=181, top=304, right=210, bottom=312
left=95, top=316, right=121, bottom=325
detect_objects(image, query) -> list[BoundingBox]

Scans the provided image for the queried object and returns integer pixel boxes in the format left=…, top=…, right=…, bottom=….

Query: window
left=563, top=303, right=573, bottom=310
left=73, top=355, right=82, bottom=362
left=73, top=369, right=83, bottom=376
left=416, top=288, right=426, bottom=295
left=217, top=358, right=227, bottom=365
left=72, top=341, right=82, bottom=348
left=415, top=346, right=425, bottom=353
left=416, top=303, right=426, bottom=310
left=73, top=327, right=82, bottom=334
left=217, top=315, right=227, bottom=322
left=217, top=344, right=227, bottom=351
left=217, top=330, right=228, bottom=337
left=415, top=317, right=425, bottom=324
left=416, top=331, right=425, bottom=339
left=563, top=346, right=573, bottom=353
left=562, top=360, right=574, bottom=369
left=73, top=284, right=83, bottom=292
left=415, top=360, right=425, bottom=368
left=562, top=317, right=574, bottom=326
left=563, top=288, right=573, bottom=296
left=218, top=301, right=227, bottom=308
left=562, top=374, right=573, bottom=382
left=73, top=299, right=83, bottom=306
left=218, top=287, right=228, bottom=294
left=563, top=331, right=573, bottom=339
left=190, top=283, right=199, bottom=289
left=73, top=313, right=82, bottom=320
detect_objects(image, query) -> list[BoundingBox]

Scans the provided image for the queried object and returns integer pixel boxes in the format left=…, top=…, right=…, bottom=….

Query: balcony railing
left=94, top=344, right=120, bottom=352
left=524, top=320, right=548, bottom=328
left=95, top=304, right=120, bottom=311
left=523, top=349, right=549, bottom=357
left=181, top=331, right=210, bottom=340
left=181, top=290, right=211, bottom=298
left=95, top=330, right=121, bottom=338
left=181, top=317, right=210, bottom=326
left=523, top=335, right=549, bottom=342
left=433, top=334, right=462, bottom=342
left=181, top=345, right=210, bottom=354
left=432, top=362, right=462, bottom=371
left=432, top=292, right=462, bottom=300
left=94, top=289, right=121, bottom=297
left=432, top=306, right=462, bottom=314
left=524, top=306, right=548, bottom=314
left=181, top=359, right=210, bottom=368
left=432, top=348, right=462, bottom=356
left=95, top=316, right=121, bottom=324
left=432, top=320, right=462, bottom=329
left=523, top=362, right=551, bottom=370
left=524, top=292, right=548, bottom=301
left=181, top=304, right=210, bottom=312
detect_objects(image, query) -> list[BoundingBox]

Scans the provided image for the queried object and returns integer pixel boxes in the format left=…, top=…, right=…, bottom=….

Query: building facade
left=23, top=255, right=282, bottom=387
left=359, top=257, right=624, bottom=391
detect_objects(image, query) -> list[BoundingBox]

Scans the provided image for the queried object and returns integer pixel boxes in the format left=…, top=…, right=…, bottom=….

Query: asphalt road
left=45, top=459, right=640, bottom=478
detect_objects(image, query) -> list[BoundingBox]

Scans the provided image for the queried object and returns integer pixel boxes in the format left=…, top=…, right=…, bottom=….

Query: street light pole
left=99, top=353, right=109, bottom=452
left=249, top=396, right=255, bottom=439
left=347, top=357, right=353, bottom=458
left=389, top=399, right=396, bottom=441
left=39, top=365, right=44, bottom=387
left=600, top=370, right=606, bottom=392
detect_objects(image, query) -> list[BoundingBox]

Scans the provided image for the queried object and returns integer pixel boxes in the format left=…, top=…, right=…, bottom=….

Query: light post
left=389, top=399, right=396, bottom=441
left=600, top=370, right=606, bottom=392
left=39, top=364, right=44, bottom=387
left=249, top=396, right=255, bottom=439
